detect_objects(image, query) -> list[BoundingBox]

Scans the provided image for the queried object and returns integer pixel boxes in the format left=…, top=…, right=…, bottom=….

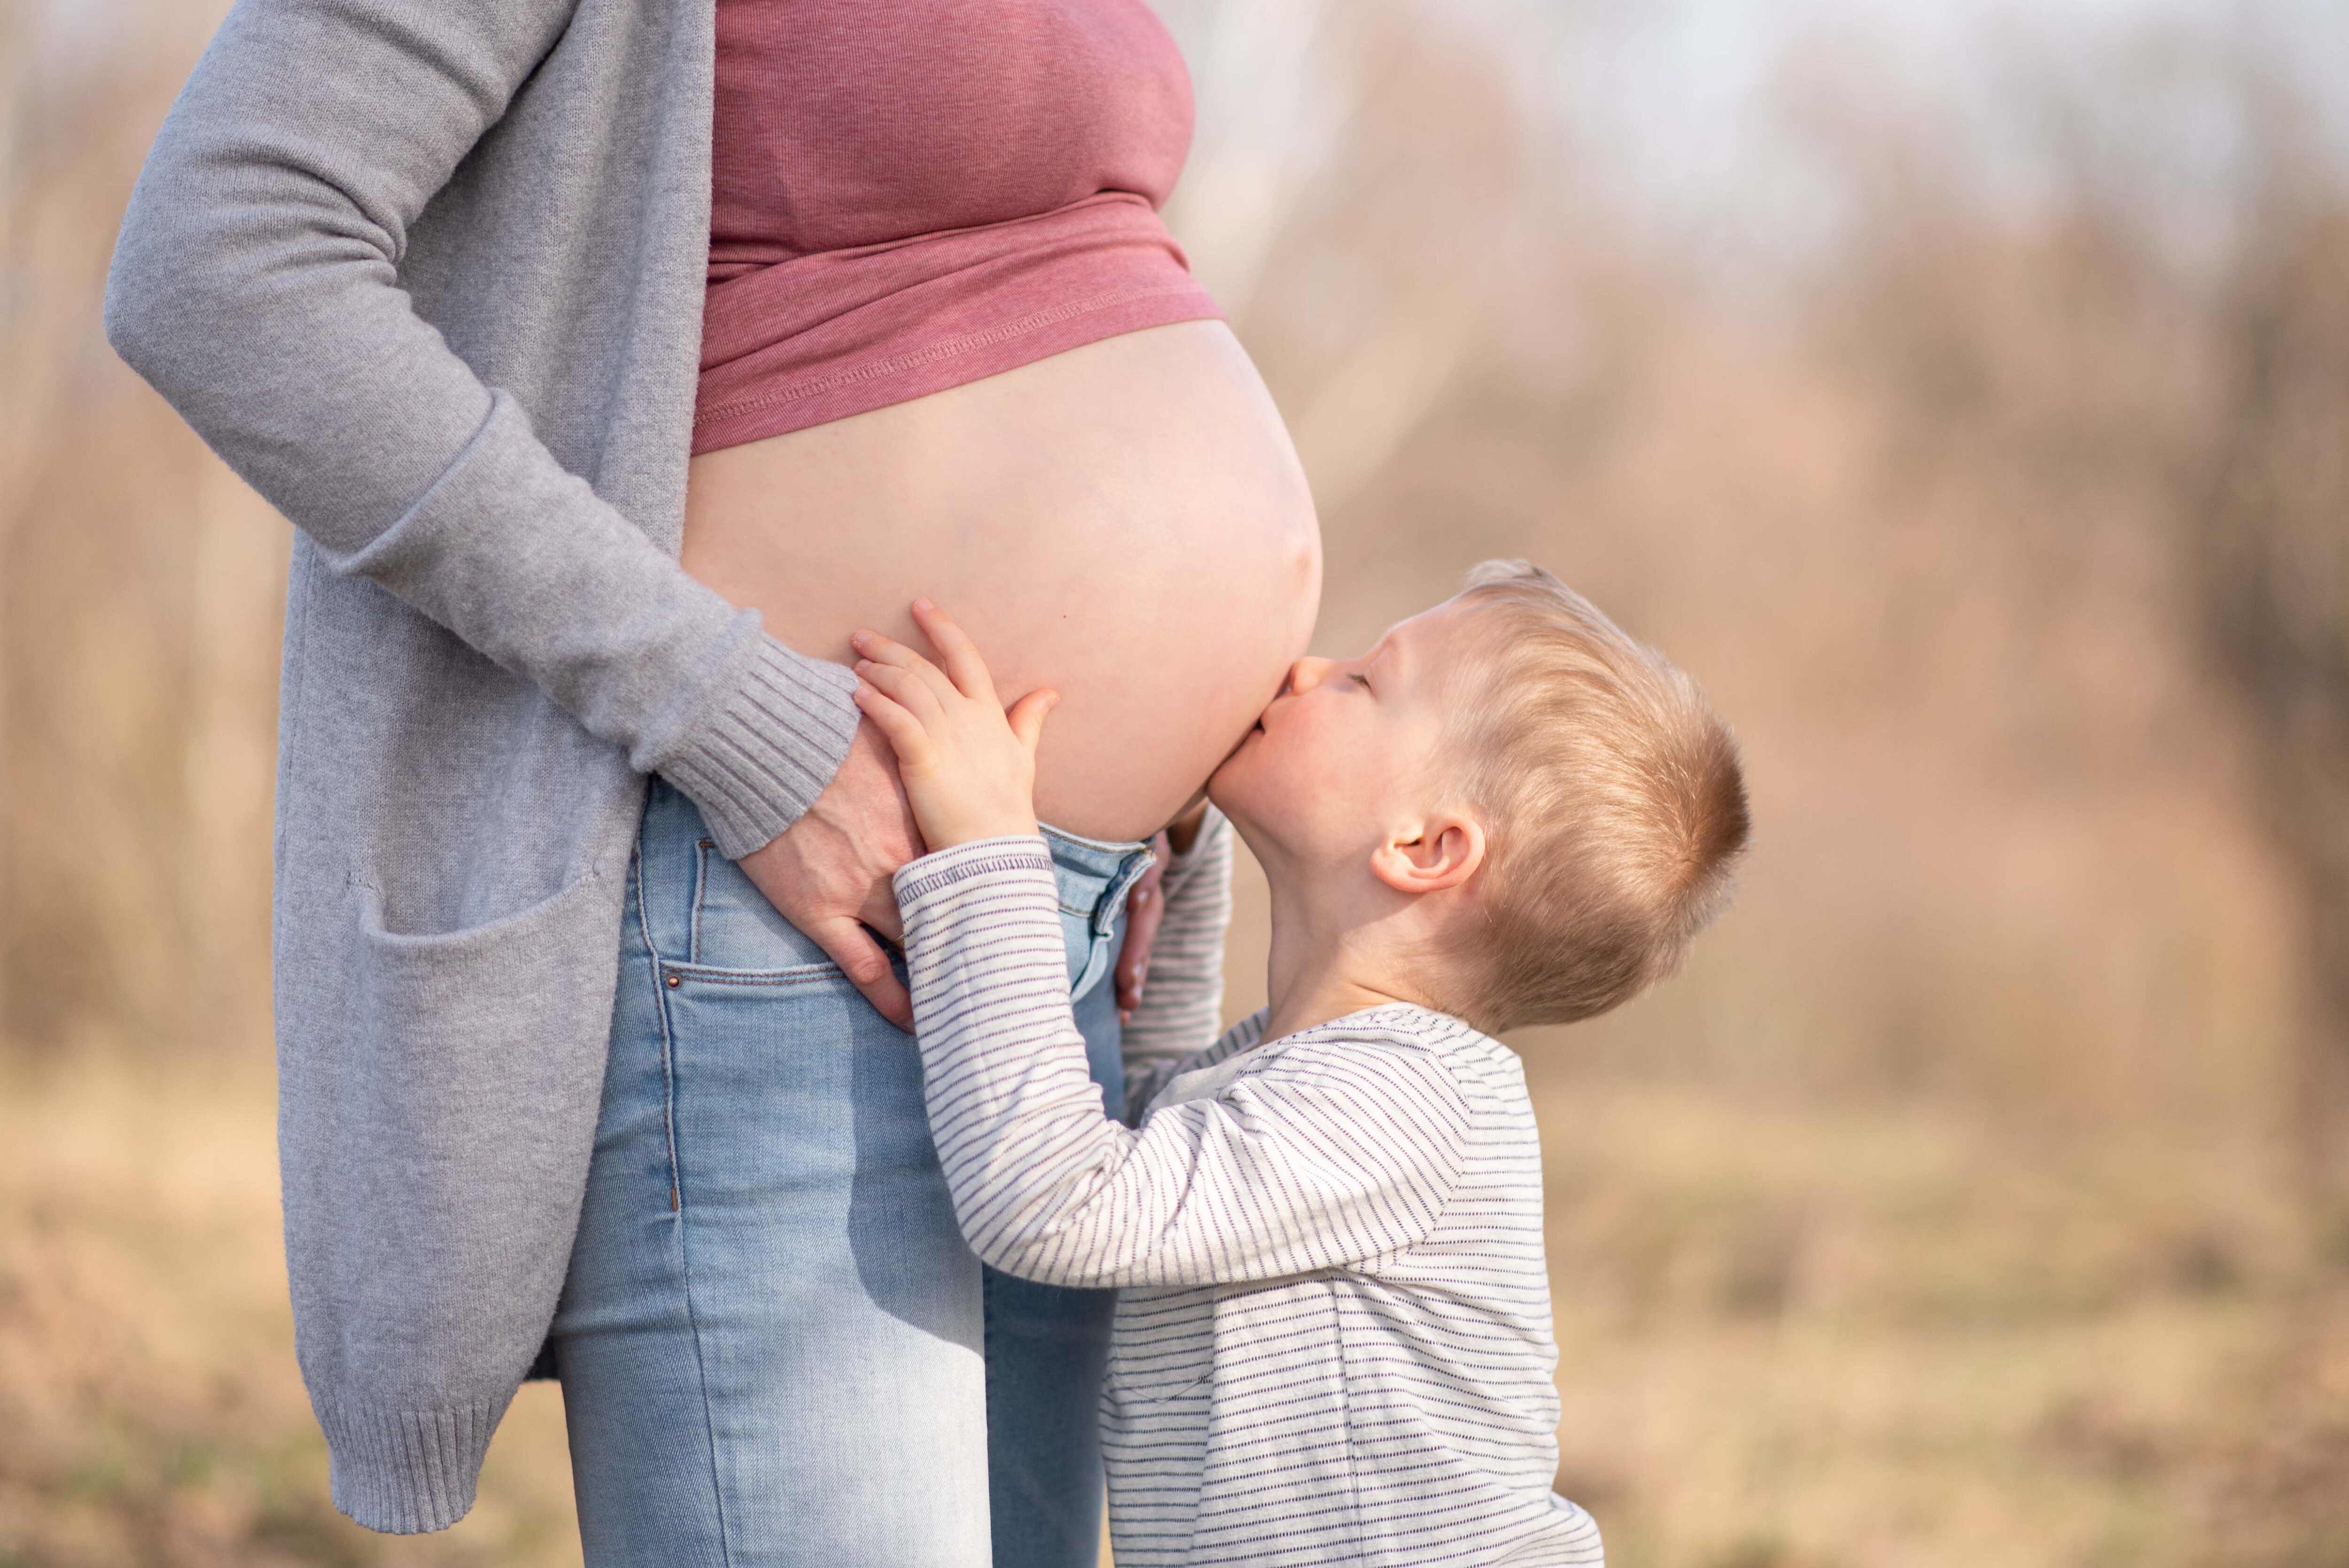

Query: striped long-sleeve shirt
left=895, top=836, right=1604, bottom=1568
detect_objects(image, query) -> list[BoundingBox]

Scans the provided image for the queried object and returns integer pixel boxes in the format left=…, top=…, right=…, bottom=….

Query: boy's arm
left=1120, top=1005, right=1260, bottom=1127
left=1118, top=807, right=1235, bottom=1083
left=855, top=605, right=1463, bottom=1289
left=897, top=845, right=1470, bottom=1291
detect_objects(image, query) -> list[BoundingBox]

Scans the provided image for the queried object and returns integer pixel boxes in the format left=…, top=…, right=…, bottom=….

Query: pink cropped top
left=693, top=0, right=1225, bottom=455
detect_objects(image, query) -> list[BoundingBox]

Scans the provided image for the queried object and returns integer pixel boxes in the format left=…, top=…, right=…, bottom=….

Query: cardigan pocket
left=283, top=867, right=622, bottom=1408
left=347, top=868, right=617, bottom=1170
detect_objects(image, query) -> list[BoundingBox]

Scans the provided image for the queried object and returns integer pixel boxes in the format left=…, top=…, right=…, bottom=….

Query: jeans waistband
left=637, top=780, right=1152, bottom=1001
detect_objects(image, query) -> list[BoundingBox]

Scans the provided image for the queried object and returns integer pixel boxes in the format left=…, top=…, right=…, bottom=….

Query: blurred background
left=5, top=0, right=2348, bottom=1562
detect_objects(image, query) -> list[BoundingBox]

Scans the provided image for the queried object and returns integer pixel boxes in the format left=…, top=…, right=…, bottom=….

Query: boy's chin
left=1204, top=748, right=1256, bottom=821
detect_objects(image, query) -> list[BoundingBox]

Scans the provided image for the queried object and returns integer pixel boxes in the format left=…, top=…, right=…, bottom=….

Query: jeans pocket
left=675, top=844, right=839, bottom=977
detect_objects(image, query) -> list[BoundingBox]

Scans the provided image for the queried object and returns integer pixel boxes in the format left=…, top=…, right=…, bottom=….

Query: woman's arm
left=896, top=842, right=1470, bottom=1291
left=105, top=0, right=856, bottom=858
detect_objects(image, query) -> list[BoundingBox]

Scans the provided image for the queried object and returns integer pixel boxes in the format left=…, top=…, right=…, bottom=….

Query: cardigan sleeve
left=103, top=0, right=858, bottom=856
left=897, top=841, right=1471, bottom=1291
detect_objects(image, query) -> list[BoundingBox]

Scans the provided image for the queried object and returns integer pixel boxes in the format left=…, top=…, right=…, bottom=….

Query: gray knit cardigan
left=104, top=0, right=862, bottom=1534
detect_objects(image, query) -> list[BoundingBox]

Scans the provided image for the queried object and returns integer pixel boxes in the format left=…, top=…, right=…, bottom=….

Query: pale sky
left=1159, top=0, right=2349, bottom=284
left=1549, top=0, right=2347, bottom=259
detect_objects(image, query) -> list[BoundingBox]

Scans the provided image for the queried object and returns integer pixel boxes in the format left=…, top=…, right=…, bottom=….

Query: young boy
left=850, top=561, right=1749, bottom=1567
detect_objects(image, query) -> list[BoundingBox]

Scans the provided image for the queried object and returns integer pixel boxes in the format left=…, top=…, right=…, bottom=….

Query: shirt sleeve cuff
left=655, top=633, right=862, bottom=858
left=893, top=835, right=1056, bottom=913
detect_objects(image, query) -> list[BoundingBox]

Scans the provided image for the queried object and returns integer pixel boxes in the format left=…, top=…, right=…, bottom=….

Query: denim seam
left=637, top=837, right=735, bottom=1568
left=688, top=838, right=710, bottom=964
left=656, top=962, right=840, bottom=989
left=632, top=851, right=684, bottom=1219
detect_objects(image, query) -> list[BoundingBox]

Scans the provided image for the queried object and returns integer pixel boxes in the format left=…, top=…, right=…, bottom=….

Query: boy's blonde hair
left=1437, top=561, right=1749, bottom=1033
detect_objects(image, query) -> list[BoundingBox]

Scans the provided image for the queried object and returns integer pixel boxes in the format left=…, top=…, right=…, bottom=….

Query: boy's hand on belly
left=852, top=599, right=1057, bottom=852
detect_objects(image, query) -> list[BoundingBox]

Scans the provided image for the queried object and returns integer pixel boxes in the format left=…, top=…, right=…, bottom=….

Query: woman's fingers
left=908, top=598, right=998, bottom=702
left=798, top=911, right=914, bottom=1031
left=1005, top=688, right=1059, bottom=758
left=733, top=731, right=921, bottom=1028
left=1114, top=843, right=1170, bottom=1020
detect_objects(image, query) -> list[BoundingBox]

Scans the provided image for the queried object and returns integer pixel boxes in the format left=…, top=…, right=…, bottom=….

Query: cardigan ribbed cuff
left=317, top=1391, right=510, bottom=1535
left=659, top=632, right=862, bottom=859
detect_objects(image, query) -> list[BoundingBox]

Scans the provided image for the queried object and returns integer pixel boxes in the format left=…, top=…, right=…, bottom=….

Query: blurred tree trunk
left=2191, top=186, right=2349, bottom=1224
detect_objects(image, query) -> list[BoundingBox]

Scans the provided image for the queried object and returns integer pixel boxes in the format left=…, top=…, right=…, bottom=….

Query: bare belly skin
left=683, top=319, right=1322, bottom=843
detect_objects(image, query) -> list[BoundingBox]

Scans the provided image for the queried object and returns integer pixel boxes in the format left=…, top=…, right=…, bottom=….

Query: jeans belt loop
left=1069, top=844, right=1157, bottom=1003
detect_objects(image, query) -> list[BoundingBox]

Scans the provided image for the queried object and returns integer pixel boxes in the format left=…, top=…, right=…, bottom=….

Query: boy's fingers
left=856, top=660, right=947, bottom=725
left=1006, top=688, right=1059, bottom=756
left=852, top=683, right=933, bottom=762
left=853, top=628, right=961, bottom=706
left=910, top=599, right=997, bottom=702
left=850, top=629, right=921, bottom=667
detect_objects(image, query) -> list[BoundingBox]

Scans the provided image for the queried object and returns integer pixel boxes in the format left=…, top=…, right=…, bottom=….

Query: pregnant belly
left=682, top=320, right=1322, bottom=843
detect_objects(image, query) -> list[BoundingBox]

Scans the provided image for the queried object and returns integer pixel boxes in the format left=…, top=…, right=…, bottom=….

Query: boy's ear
left=1369, top=812, right=1486, bottom=897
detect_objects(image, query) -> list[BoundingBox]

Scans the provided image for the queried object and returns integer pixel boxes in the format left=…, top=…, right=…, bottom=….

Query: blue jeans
left=552, top=782, right=1150, bottom=1568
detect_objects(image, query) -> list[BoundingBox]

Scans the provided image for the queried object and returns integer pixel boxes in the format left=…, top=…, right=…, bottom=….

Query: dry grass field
left=9, top=994, right=2349, bottom=1567
left=0, top=1056, right=580, bottom=1568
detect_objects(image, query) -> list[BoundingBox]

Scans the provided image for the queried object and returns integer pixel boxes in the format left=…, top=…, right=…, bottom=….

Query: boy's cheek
left=1265, top=757, right=1345, bottom=825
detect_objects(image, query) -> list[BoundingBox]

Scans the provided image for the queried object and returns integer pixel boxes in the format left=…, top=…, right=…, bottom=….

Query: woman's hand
left=737, top=722, right=924, bottom=1030
left=1115, top=836, right=1169, bottom=1021
left=850, top=599, right=1058, bottom=851
left=1116, top=801, right=1210, bottom=1018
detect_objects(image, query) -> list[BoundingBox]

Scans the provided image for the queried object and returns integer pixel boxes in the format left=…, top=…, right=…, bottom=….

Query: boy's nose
left=1285, top=656, right=1336, bottom=695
